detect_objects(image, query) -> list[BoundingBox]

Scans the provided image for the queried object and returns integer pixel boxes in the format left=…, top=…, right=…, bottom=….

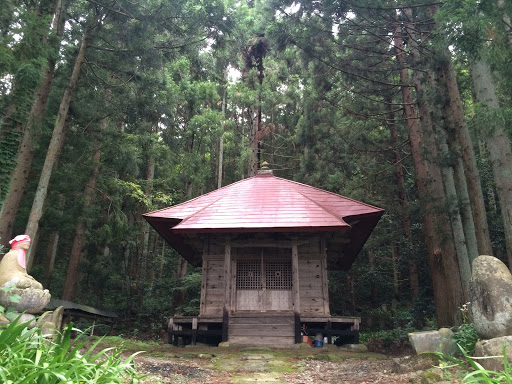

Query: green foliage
left=359, top=328, right=410, bottom=353
left=0, top=285, right=21, bottom=319
left=179, top=271, right=202, bottom=316
left=438, top=345, right=512, bottom=383
left=0, top=2, right=56, bottom=205
left=0, top=318, right=144, bottom=383
left=454, top=323, right=479, bottom=356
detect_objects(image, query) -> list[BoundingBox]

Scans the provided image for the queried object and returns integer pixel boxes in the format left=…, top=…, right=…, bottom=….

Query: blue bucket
left=313, top=340, right=323, bottom=347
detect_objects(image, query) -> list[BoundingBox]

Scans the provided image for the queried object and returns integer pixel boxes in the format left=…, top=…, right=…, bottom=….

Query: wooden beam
left=292, top=239, right=300, bottom=314
left=231, top=240, right=309, bottom=248
left=224, top=237, right=232, bottom=313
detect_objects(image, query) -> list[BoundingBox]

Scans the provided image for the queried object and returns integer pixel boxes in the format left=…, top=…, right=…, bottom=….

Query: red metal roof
left=144, top=172, right=383, bottom=270
left=144, top=173, right=383, bottom=233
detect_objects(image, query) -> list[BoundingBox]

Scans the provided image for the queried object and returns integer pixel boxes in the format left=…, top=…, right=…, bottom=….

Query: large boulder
left=469, top=256, right=512, bottom=339
left=474, top=336, right=512, bottom=372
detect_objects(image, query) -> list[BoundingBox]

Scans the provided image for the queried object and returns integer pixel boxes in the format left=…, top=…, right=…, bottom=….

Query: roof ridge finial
left=257, top=161, right=273, bottom=175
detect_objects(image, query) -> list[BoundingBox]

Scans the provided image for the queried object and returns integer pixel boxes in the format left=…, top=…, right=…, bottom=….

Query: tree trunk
left=171, top=257, right=188, bottom=315
left=41, top=231, right=59, bottom=286
left=142, top=123, right=157, bottom=287
left=0, top=0, right=63, bottom=204
left=498, top=0, right=512, bottom=45
left=63, top=75, right=111, bottom=300
left=159, top=241, right=166, bottom=279
left=386, top=95, right=419, bottom=302
left=0, top=0, right=67, bottom=246
left=452, top=143, right=480, bottom=264
left=396, top=15, right=465, bottom=325
left=390, top=242, right=400, bottom=300
left=472, top=59, right=512, bottom=266
left=62, top=131, right=102, bottom=300
left=368, top=250, right=377, bottom=305
left=0, top=103, right=17, bottom=144
left=25, top=17, right=97, bottom=269
left=244, top=38, right=267, bottom=177
left=347, top=274, right=356, bottom=312
left=438, top=59, right=493, bottom=256
left=436, top=127, right=471, bottom=297
left=435, top=64, right=480, bottom=264
left=218, top=87, right=226, bottom=188
left=248, top=105, right=259, bottom=177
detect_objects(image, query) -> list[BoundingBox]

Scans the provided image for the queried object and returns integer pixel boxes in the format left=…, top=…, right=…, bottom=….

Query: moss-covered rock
left=392, top=354, right=440, bottom=374
left=419, top=371, right=444, bottom=384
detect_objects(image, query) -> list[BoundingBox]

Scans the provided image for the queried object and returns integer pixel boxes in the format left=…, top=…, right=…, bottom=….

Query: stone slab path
left=133, top=345, right=461, bottom=383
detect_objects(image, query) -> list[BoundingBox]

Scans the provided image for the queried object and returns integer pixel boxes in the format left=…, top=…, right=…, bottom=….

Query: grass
left=0, top=317, right=144, bottom=384
left=438, top=345, right=512, bottom=383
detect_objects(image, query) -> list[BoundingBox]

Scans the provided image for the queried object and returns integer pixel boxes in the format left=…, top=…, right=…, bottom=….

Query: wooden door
left=235, top=252, right=292, bottom=312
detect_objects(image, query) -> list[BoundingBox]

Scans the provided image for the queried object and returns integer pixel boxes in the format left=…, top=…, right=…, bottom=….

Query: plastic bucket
left=313, top=340, right=323, bottom=347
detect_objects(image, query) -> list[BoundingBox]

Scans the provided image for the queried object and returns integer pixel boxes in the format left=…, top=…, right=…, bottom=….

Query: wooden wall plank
left=298, top=252, right=324, bottom=314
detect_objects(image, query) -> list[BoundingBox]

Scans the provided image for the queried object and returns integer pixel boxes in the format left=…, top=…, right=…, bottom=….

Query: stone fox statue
left=0, top=235, right=50, bottom=314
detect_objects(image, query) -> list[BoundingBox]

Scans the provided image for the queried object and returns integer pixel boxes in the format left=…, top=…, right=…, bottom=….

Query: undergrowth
left=439, top=345, right=512, bottom=383
left=0, top=317, right=144, bottom=383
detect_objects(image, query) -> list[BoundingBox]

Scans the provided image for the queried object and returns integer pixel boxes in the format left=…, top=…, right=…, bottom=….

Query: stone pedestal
left=0, top=286, right=50, bottom=314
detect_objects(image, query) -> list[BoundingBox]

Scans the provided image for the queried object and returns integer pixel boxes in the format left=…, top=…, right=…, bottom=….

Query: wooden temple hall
left=144, top=164, right=383, bottom=346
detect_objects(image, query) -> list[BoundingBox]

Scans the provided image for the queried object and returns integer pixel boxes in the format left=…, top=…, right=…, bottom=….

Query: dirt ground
left=132, top=345, right=462, bottom=384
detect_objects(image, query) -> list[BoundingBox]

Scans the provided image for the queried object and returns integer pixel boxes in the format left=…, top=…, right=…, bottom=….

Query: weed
left=0, top=317, right=144, bottom=383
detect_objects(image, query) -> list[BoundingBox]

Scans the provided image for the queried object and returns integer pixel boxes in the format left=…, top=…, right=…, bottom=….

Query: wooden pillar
left=294, top=312, right=301, bottom=344
left=292, top=239, right=300, bottom=315
left=192, top=317, right=198, bottom=345
left=320, top=236, right=330, bottom=316
left=224, top=237, right=232, bottom=313
left=199, top=238, right=208, bottom=316
left=222, top=307, right=229, bottom=342
left=168, top=318, right=178, bottom=346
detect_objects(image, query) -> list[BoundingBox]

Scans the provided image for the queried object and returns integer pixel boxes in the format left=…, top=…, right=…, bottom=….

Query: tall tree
left=0, top=0, right=59, bottom=207
left=0, top=0, right=67, bottom=246
left=25, top=11, right=102, bottom=267
left=438, top=0, right=512, bottom=264
left=395, top=15, right=466, bottom=324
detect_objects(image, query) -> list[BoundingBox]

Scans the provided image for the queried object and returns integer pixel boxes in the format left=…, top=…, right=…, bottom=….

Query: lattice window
left=265, top=261, right=292, bottom=290
left=236, top=261, right=261, bottom=290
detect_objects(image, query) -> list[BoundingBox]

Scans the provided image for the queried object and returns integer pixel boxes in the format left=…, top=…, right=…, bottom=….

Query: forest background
left=1, top=0, right=511, bottom=336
